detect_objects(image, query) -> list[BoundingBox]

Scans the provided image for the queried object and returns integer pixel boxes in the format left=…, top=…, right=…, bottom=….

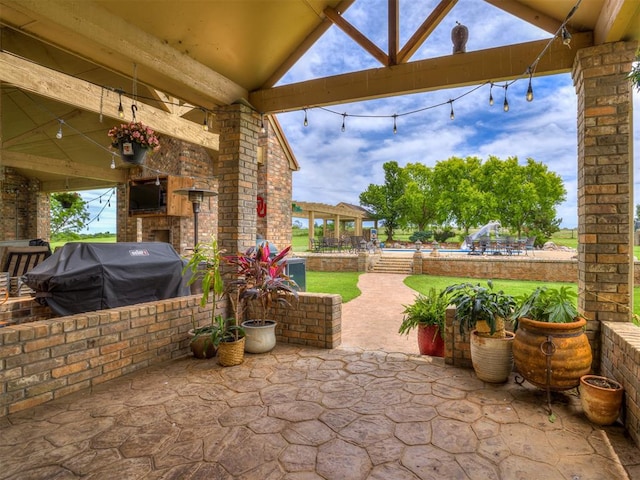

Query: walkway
left=341, top=273, right=419, bottom=354
left=1, top=273, right=639, bottom=479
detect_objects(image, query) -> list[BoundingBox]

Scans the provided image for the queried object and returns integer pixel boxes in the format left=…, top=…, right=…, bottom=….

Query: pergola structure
left=0, top=1, right=639, bottom=338
left=293, top=201, right=377, bottom=246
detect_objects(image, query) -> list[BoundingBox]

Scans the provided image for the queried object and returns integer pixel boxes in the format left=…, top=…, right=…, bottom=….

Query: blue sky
left=81, top=0, right=639, bottom=233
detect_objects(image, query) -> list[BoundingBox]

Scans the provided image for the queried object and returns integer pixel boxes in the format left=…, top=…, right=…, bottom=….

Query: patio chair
left=525, top=236, right=536, bottom=256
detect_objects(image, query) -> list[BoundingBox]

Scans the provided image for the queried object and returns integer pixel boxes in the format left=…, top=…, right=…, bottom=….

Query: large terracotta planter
left=242, top=320, right=277, bottom=353
left=470, top=330, right=514, bottom=383
left=580, top=375, right=624, bottom=425
left=513, top=317, right=592, bottom=391
left=417, top=324, right=444, bottom=357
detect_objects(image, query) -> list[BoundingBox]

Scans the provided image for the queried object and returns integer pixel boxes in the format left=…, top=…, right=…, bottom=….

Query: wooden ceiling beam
left=1, top=0, right=247, bottom=108
left=388, top=0, right=399, bottom=66
left=41, top=178, right=118, bottom=193
left=262, top=0, right=357, bottom=88
left=1, top=150, right=126, bottom=185
left=482, top=0, right=563, bottom=35
left=0, top=52, right=220, bottom=151
left=251, top=33, right=593, bottom=114
left=397, top=0, right=458, bottom=63
left=594, top=0, right=640, bottom=44
left=323, top=6, right=389, bottom=66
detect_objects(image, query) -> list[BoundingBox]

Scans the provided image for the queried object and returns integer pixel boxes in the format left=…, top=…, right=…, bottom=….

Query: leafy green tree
left=399, top=163, right=438, bottom=231
left=431, top=156, right=488, bottom=234
left=359, top=161, right=406, bottom=241
left=50, top=192, right=90, bottom=236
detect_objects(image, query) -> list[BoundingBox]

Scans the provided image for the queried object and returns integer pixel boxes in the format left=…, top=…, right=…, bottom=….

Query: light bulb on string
left=260, top=114, right=266, bottom=134
left=341, top=113, right=346, bottom=132
left=526, top=75, right=534, bottom=102
left=392, top=114, right=397, bottom=134
left=503, top=85, right=509, bottom=112
left=489, top=84, right=494, bottom=106
left=303, top=108, right=308, bottom=127
left=202, top=109, right=209, bottom=131
left=561, top=26, right=572, bottom=47
left=55, top=121, right=63, bottom=139
left=110, top=155, right=116, bottom=169
left=449, top=101, right=455, bottom=120
left=117, top=92, right=124, bottom=118
left=108, top=200, right=111, bottom=208
left=155, top=175, right=160, bottom=186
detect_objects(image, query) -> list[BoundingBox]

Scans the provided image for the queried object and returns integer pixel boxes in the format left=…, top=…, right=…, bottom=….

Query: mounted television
left=129, top=183, right=165, bottom=214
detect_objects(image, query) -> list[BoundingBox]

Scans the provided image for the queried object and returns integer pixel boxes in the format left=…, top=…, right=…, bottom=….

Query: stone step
left=371, top=256, right=414, bottom=274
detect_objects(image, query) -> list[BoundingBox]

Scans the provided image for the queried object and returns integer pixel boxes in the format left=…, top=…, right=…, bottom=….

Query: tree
left=359, top=161, right=406, bottom=241
left=399, top=163, right=438, bottom=231
left=431, top=156, right=488, bottom=234
left=50, top=192, right=90, bottom=235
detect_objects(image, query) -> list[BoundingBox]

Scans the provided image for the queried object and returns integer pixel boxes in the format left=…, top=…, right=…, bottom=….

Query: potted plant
left=184, top=238, right=245, bottom=366
left=398, top=288, right=447, bottom=357
left=443, top=281, right=516, bottom=383
left=107, top=121, right=160, bottom=165
left=579, top=375, right=624, bottom=425
left=52, top=192, right=81, bottom=209
left=511, top=286, right=592, bottom=391
left=224, top=242, right=298, bottom=354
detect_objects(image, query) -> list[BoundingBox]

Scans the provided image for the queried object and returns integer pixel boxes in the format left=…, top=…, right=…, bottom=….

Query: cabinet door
left=166, top=176, right=194, bottom=216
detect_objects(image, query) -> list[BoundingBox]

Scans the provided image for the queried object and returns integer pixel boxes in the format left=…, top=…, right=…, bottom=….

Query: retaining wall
left=0, top=292, right=341, bottom=417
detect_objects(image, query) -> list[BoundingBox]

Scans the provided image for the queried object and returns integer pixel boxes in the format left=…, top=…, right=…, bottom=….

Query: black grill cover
left=25, top=242, right=190, bottom=316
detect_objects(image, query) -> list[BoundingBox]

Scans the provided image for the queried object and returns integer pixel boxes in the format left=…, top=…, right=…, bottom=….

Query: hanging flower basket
left=108, top=122, right=160, bottom=165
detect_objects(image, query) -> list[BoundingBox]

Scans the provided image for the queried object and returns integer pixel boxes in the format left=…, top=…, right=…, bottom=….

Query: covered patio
left=1, top=0, right=640, bottom=474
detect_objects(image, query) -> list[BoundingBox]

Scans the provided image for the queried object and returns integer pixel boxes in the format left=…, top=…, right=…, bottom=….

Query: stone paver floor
left=1, top=344, right=639, bottom=480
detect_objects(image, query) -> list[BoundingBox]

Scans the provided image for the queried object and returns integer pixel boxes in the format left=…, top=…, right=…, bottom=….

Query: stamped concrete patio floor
left=1, top=273, right=639, bottom=479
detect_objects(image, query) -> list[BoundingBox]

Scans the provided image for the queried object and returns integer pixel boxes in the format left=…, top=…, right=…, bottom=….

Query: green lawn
left=305, top=272, right=362, bottom=303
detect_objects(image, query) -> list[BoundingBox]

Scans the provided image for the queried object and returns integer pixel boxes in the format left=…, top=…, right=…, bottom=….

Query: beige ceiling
left=1, top=0, right=638, bottom=191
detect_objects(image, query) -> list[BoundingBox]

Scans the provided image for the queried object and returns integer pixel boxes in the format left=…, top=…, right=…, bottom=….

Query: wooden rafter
left=388, top=0, right=399, bottom=66
left=594, top=0, right=640, bottom=44
left=323, top=6, right=389, bottom=66
left=262, top=0, right=357, bottom=88
left=1, top=150, right=126, bottom=188
left=0, top=52, right=220, bottom=151
left=397, top=0, right=458, bottom=63
left=482, top=0, right=563, bottom=35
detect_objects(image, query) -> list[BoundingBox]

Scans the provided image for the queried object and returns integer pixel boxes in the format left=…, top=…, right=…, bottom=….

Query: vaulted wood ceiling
left=1, top=0, right=638, bottom=191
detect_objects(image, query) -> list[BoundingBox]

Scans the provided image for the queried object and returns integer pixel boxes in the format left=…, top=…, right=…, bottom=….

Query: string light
left=341, top=113, right=346, bottom=132
left=449, top=100, right=455, bottom=120
left=392, top=114, right=397, bottom=134
left=202, top=109, right=209, bottom=131
left=526, top=70, right=534, bottom=102
left=303, top=108, right=308, bottom=127
left=55, top=120, right=63, bottom=139
left=489, top=84, right=494, bottom=106
left=155, top=175, right=160, bottom=186
left=561, top=26, right=572, bottom=47
left=260, top=114, right=266, bottom=134
left=110, top=155, right=116, bottom=169
left=117, top=91, right=124, bottom=118
left=503, top=84, right=509, bottom=112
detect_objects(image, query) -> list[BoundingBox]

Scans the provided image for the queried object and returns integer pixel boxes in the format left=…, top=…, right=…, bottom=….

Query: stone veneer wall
left=0, top=292, right=341, bottom=417
left=600, top=321, right=640, bottom=448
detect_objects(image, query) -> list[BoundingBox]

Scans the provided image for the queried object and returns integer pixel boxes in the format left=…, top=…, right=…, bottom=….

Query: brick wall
left=0, top=168, right=43, bottom=242
left=0, top=291, right=341, bottom=417
left=600, top=321, right=640, bottom=448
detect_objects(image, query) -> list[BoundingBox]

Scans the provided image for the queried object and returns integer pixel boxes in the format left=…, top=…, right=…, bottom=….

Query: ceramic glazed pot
left=580, top=375, right=624, bottom=425
left=513, top=317, right=592, bottom=391
left=417, top=324, right=445, bottom=357
left=242, top=320, right=277, bottom=353
left=470, top=330, right=514, bottom=383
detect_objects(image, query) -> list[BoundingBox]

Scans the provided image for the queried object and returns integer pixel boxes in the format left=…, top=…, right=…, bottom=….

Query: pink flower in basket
left=108, top=122, right=160, bottom=150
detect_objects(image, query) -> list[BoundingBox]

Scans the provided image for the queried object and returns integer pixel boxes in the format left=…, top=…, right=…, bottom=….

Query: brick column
left=215, top=104, right=260, bottom=255
left=572, top=41, right=637, bottom=356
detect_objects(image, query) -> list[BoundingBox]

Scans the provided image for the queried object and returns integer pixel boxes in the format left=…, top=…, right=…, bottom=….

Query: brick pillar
left=572, top=41, right=637, bottom=364
left=215, top=104, right=260, bottom=255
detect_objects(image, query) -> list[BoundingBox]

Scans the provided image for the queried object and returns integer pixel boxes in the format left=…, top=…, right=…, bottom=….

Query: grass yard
left=305, top=271, right=362, bottom=303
